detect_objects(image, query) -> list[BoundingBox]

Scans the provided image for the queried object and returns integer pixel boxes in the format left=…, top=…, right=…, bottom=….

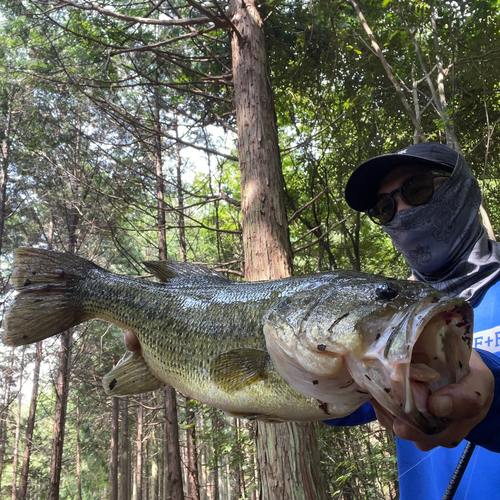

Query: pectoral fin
left=211, top=349, right=270, bottom=393
left=102, top=352, right=164, bottom=396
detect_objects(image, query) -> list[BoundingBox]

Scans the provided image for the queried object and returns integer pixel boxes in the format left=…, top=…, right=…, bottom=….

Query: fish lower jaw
left=358, top=297, right=473, bottom=434
left=264, top=333, right=371, bottom=412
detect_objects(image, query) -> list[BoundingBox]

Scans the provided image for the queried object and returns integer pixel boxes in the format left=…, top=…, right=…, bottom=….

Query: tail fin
left=3, top=248, right=100, bottom=346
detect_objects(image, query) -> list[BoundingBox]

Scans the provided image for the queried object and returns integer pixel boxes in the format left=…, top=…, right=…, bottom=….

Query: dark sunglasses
left=367, top=170, right=452, bottom=225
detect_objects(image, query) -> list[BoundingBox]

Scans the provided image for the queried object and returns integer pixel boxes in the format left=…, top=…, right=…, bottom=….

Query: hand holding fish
left=373, top=350, right=494, bottom=451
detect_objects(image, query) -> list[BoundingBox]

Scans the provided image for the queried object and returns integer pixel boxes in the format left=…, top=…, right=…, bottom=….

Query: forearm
left=323, top=401, right=376, bottom=427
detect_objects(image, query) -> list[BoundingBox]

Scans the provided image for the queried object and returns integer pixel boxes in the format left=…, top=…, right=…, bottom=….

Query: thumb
left=428, top=351, right=493, bottom=420
left=429, top=386, right=485, bottom=419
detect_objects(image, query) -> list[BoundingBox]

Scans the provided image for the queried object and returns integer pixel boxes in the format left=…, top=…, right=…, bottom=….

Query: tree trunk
left=0, top=94, right=12, bottom=257
left=151, top=429, right=159, bottom=500
left=136, top=395, right=144, bottom=500
left=0, top=356, right=13, bottom=496
left=110, top=396, right=120, bottom=500
left=120, top=398, right=131, bottom=500
left=144, top=432, right=150, bottom=500
left=211, top=411, right=220, bottom=500
left=230, top=419, right=242, bottom=500
left=176, top=121, right=199, bottom=500
left=429, top=4, right=460, bottom=150
left=256, top=423, right=325, bottom=499
left=48, top=329, right=73, bottom=500
left=154, top=83, right=167, bottom=261
left=153, top=90, right=184, bottom=500
left=230, top=0, right=293, bottom=279
left=48, top=162, right=80, bottom=500
left=175, top=119, right=187, bottom=263
left=18, top=342, right=42, bottom=500
left=76, top=404, right=83, bottom=500
left=185, top=399, right=200, bottom=500
left=11, top=346, right=25, bottom=500
left=163, top=387, right=184, bottom=500
left=229, top=1, right=326, bottom=498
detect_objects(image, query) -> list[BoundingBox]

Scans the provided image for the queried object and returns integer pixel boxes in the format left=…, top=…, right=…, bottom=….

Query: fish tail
left=3, top=248, right=100, bottom=346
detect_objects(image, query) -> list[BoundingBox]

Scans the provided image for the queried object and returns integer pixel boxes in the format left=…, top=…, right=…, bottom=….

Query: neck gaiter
left=382, top=154, right=500, bottom=305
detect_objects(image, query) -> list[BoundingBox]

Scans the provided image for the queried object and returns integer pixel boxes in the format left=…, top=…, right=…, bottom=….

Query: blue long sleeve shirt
left=324, top=279, right=500, bottom=500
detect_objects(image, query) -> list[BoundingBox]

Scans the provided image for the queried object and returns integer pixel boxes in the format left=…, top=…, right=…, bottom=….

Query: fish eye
left=375, top=282, right=400, bottom=301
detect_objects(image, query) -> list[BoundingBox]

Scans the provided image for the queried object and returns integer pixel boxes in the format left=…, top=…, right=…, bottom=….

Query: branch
left=109, top=27, right=219, bottom=56
left=350, top=0, right=420, bottom=136
left=288, top=187, right=328, bottom=223
left=291, top=223, right=324, bottom=245
left=213, top=268, right=243, bottom=277
left=56, top=0, right=227, bottom=27
left=183, top=0, right=226, bottom=27
left=292, top=215, right=353, bottom=254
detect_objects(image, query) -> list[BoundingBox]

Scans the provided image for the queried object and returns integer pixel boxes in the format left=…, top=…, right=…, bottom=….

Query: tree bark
left=120, top=398, right=131, bottom=500
left=154, top=82, right=167, bottom=261
left=230, top=419, right=242, bottom=500
left=229, top=1, right=326, bottom=498
left=0, top=94, right=12, bottom=257
left=153, top=88, right=184, bottom=500
left=18, top=342, right=42, bottom=500
left=0, top=356, right=13, bottom=496
left=11, top=346, right=25, bottom=500
left=48, top=329, right=73, bottom=500
left=176, top=121, right=199, bottom=500
left=230, top=0, right=293, bottom=280
left=163, top=387, right=184, bottom=500
left=76, top=404, right=83, bottom=500
left=175, top=120, right=187, bottom=263
left=185, top=399, right=200, bottom=500
left=151, top=428, right=159, bottom=500
left=136, top=394, right=144, bottom=500
left=211, top=411, right=221, bottom=500
left=144, top=432, right=150, bottom=500
left=110, top=396, right=120, bottom=500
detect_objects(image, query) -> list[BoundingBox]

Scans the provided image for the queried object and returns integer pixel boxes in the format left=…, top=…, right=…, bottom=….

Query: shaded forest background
left=0, top=0, right=499, bottom=498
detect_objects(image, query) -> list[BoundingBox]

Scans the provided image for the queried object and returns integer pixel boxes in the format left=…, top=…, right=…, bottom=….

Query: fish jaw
left=263, top=282, right=473, bottom=434
left=264, top=320, right=372, bottom=417
left=263, top=287, right=376, bottom=418
left=347, top=296, right=473, bottom=434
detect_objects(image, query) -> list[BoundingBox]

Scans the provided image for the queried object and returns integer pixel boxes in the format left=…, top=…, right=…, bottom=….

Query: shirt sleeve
left=466, top=349, right=500, bottom=452
left=322, top=401, right=376, bottom=427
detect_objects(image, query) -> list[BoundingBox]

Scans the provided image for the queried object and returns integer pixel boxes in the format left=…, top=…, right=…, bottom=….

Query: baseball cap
left=345, top=142, right=459, bottom=211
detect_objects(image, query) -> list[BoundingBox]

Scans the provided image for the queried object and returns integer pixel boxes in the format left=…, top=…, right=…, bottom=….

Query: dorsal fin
left=142, top=260, right=227, bottom=282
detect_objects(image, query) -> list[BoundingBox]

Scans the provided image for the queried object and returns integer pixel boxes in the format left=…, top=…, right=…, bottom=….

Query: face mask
left=380, top=152, right=500, bottom=305
left=382, top=153, right=482, bottom=278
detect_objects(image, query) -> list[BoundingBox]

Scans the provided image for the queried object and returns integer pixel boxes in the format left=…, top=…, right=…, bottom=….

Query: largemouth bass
left=3, top=248, right=473, bottom=434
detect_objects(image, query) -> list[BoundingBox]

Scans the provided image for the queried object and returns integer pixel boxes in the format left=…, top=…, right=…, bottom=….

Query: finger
left=429, top=390, right=483, bottom=419
left=393, top=419, right=427, bottom=443
left=124, top=329, right=141, bottom=352
left=392, top=419, right=462, bottom=451
left=428, top=350, right=493, bottom=419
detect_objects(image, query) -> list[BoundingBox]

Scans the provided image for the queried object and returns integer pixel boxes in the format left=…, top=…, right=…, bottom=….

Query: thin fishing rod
left=441, top=441, right=476, bottom=500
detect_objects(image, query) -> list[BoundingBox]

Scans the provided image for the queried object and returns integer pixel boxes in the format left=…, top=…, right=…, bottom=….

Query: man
left=326, top=142, right=500, bottom=499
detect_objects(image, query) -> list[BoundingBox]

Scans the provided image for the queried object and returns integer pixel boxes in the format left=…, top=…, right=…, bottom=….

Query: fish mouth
left=353, top=296, right=473, bottom=435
